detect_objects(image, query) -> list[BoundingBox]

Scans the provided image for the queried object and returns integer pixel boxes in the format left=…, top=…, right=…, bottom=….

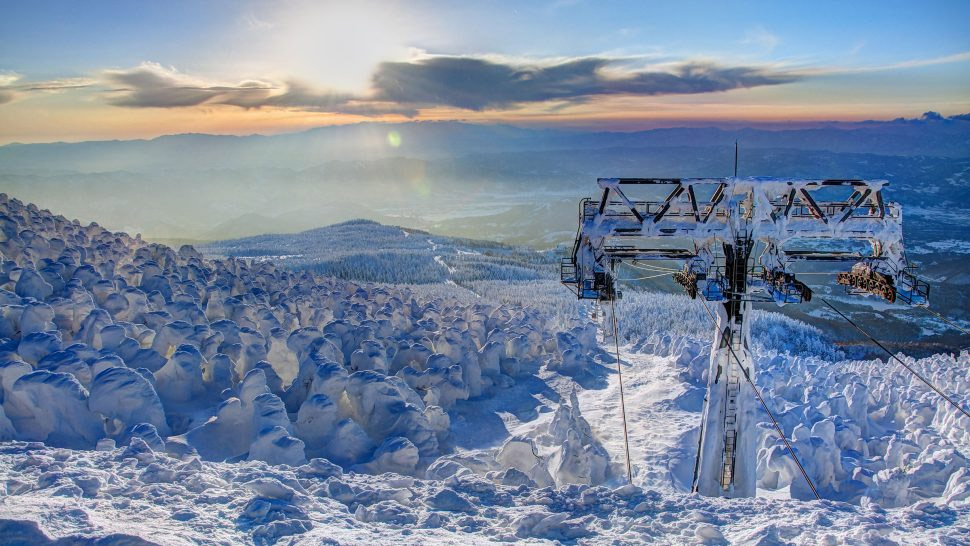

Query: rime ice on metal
left=562, top=177, right=929, bottom=498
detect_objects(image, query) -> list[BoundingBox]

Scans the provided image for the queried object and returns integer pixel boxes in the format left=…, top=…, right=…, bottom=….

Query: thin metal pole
left=610, top=296, right=634, bottom=484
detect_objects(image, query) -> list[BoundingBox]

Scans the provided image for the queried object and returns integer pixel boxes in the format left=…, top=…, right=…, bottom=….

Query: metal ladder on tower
left=719, top=238, right=749, bottom=491
left=720, top=323, right=743, bottom=490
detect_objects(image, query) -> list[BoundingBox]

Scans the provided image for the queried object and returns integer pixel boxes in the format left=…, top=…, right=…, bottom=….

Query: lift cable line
left=618, top=271, right=676, bottom=281
left=820, top=297, right=970, bottom=421
left=609, top=295, right=634, bottom=483
left=626, top=261, right=680, bottom=271
left=698, top=297, right=822, bottom=500
left=629, top=261, right=679, bottom=270
left=919, top=305, right=970, bottom=337
left=622, top=262, right=680, bottom=273
left=561, top=175, right=931, bottom=498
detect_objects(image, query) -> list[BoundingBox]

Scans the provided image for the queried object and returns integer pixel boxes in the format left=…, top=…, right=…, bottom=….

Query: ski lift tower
left=561, top=177, right=928, bottom=498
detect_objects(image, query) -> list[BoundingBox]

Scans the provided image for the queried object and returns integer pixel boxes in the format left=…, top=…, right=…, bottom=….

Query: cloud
left=870, top=51, right=970, bottom=71
left=243, top=12, right=274, bottom=31
left=103, top=62, right=272, bottom=108
left=0, top=73, right=21, bottom=87
left=101, top=62, right=416, bottom=116
left=4, top=48, right=969, bottom=116
left=0, top=72, right=93, bottom=106
left=20, top=80, right=92, bottom=92
left=741, top=26, right=780, bottom=51
left=222, top=81, right=417, bottom=116
left=98, top=56, right=799, bottom=115
left=370, top=55, right=799, bottom=110
left=799, top=51, right=970, bottom=76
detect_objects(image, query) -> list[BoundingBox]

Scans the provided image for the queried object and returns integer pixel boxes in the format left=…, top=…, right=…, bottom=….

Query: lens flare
left=386, top=130, right=402, bottom=148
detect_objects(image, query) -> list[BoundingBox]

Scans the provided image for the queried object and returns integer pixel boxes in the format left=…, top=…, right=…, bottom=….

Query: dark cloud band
left=371, top=56, right=799, bottom=110
left=7, top=55, right=799, bottom=115
left=103, top=64, right=275, bottom=108
left=101, top=63, right=416, bottom=116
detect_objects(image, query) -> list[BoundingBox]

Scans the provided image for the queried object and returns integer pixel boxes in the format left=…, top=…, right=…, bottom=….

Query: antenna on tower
left=734, top=140, right=739, bottom=178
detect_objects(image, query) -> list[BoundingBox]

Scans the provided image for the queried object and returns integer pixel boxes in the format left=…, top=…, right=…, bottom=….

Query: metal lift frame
left=561, top=176, right=928, bottom=498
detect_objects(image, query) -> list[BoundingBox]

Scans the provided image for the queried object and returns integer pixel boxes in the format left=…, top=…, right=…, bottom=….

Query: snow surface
left=0, top=192, right=968, bottom=544
left=3, top=439, right=968, bottom=545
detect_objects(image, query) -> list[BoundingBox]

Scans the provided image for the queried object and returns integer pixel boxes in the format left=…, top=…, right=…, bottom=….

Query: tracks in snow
left=427, top=238, right=479, bottom=297
left=576, top=343, right=702, bottom=492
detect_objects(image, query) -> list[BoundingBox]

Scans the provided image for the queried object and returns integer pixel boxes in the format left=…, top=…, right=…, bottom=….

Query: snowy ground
left=3, top=335, right=969, bottom=544
left=3, top=342, right=969, bottom=545
left=1, top=192, right=969, bottom=544
left=1, top=444, right=965, bottom=546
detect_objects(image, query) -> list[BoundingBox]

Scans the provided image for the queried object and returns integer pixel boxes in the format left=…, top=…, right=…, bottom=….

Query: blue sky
left=0, top=0, right=968, bottom=142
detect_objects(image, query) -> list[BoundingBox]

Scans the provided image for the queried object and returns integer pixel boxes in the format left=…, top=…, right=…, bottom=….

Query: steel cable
left=610, top=296, right=634, bottom=484
left=618, top=271, right=674, bottom=282
left=623, top=262, right=680, bottom=273
left=820, top=297, right=970, bottom=420
left=919, top=306, right=970, bottom=337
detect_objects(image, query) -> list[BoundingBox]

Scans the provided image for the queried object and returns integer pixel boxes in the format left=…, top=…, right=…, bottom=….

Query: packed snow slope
left=0, top=192, right=968, bottom=544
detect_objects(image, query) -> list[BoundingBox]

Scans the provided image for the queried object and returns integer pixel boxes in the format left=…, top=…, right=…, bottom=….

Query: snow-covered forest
left=0, top=193, right=967, bottom=543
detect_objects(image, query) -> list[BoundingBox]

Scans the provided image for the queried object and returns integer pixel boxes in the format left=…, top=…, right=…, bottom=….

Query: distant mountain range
left=1, top=115, right=968, bottom=174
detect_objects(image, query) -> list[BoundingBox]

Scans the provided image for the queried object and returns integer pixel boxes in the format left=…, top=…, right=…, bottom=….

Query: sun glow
left=234, top=1, right=436, bottom=92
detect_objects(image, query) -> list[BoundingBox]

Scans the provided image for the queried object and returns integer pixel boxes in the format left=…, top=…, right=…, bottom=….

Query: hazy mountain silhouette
left=2, top=115, right=968, bottom=174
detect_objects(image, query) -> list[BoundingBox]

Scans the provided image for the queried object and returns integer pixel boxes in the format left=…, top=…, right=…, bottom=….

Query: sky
left=0, top=0, right=968, bottom=143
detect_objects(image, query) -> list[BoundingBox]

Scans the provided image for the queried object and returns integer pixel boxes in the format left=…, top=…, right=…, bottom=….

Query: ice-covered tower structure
left=562, top=177, right=928, bottom=498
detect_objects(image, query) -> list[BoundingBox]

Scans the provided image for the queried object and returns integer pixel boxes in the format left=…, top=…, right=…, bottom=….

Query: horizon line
left=2, top=111, right=967, bottom=147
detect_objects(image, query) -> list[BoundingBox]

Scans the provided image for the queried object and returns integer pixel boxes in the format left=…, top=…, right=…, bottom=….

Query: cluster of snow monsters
left=660, top=335, right=970, bottom=506
left=0, top=194, right=603, bottom=482
left=754, top=349, right=970, bottom=506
